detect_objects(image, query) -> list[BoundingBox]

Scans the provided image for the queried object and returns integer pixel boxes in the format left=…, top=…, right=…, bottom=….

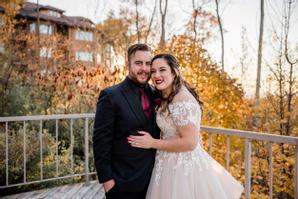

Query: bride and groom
left=93, top=43, right=244, bottom=199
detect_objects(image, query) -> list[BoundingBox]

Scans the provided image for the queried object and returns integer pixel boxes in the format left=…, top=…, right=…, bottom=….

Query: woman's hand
left=127, top=131, right=155, bottom=149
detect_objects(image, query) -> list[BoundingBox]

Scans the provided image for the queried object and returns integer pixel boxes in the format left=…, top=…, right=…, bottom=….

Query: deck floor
left=1, top=181, right=105, bottom=199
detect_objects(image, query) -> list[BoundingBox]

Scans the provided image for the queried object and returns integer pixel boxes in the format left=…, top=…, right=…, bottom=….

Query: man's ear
left=125, top=61, right=129, bottom=70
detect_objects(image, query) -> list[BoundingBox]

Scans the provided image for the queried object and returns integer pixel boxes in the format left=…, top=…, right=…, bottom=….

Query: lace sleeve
left=169, top=100, right=201, bottom=127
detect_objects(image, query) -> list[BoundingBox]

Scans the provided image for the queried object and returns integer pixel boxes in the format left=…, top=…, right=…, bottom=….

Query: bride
left=127, top=53, right=244, bottom=199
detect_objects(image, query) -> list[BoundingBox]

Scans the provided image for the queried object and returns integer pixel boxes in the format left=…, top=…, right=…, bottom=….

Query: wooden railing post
left=84, top=118, right=89, bottom=183
left=245, top=138, right=252, bottom=199
left=295, top=145, right=298, bottom=199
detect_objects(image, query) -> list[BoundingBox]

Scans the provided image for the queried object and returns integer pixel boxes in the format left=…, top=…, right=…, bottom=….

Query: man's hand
left=103, top=179, right=115, bottom=192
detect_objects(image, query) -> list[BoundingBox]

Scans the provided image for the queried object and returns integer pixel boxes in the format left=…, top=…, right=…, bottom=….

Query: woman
left=127, top=53, right=244, bottom=199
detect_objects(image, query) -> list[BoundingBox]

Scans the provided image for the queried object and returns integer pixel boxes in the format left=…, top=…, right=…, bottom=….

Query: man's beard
left=129, top=72, right=150, bottom=85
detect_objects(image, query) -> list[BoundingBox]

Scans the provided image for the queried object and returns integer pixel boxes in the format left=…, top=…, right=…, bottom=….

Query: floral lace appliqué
left=153, top=100, right=205, bottom=185
left=153, top=145, right=211, bottom=185
left=169, top=100, right=201, bottom=126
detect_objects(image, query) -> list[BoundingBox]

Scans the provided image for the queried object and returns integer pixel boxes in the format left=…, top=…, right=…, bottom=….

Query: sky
left=28, top=0, right=298, bottom=96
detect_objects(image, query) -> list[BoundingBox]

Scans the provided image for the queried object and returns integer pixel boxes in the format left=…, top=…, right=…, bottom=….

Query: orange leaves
left=157, top=35, right=250, bottom=129
left=34, top=63, right=126, bottom=114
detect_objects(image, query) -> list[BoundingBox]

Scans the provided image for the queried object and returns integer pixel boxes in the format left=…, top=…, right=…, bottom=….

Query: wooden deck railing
left=0, top=114, right=298, bottom=199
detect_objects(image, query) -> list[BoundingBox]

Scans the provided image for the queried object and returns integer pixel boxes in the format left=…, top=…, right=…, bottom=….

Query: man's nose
left=141, top=63, right=150, bottom=70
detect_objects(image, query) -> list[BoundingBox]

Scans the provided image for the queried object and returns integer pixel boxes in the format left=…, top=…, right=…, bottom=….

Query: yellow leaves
left=39, top=64, right=125, bottom=114
left=217, top=104, right=225, bottom=110
left=162, top=38, right=244, bottom=124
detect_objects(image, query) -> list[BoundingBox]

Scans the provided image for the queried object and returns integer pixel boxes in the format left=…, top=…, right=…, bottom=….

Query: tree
left=239, top=26, right=250, bottom=85
left=191, top=0, right=198, bottom=41
left=134, top=0, right=141, bottom=42
left=214, top=0, right=224, bottom=71
left=283, top=0, right=298, bottom=137
left=159, top=0, right=168, bottom=46
left=255, top=0, right=264, bottom=107
left=96, top=13, right=132, bottom=61
left=0, top=0, right=24, bottom=116
left=155, top=35, right=250, bottom=129
left=250, top=0, right=297, bottom=197
left=185, top=1, right=217, bottom=44
left=145, top=0, right=157, bottom=43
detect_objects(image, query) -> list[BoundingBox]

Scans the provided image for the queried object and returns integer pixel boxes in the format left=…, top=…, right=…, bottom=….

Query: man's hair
left=127, top=43, right=151, bottom=63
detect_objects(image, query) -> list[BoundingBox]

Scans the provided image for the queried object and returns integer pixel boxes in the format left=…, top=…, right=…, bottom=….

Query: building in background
left=0, top=1, right=114, bottom=70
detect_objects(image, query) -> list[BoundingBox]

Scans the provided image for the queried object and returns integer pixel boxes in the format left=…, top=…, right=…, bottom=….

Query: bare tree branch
left=145, top=0, right=157, bottom=43
left=215, top=0, right=224, bottom=71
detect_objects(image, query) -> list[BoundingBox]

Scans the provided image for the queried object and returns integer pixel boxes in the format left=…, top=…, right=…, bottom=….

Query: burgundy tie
left=139, top=88, right=152, bottom=119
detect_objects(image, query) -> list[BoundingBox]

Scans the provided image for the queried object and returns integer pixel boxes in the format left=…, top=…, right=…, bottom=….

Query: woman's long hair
left=151, top=53, right=203, bottom=112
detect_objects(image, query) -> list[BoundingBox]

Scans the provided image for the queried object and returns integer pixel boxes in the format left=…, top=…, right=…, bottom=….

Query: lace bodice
left=156, top=100, right=201, bottom=139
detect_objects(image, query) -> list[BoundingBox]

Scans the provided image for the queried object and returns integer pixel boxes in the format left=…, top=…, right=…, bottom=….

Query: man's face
left=128, top=50, right=152, bottom=85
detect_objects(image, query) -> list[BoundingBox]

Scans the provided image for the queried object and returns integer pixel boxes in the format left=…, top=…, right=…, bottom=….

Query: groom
left=93, top=43, right=160, bottom=199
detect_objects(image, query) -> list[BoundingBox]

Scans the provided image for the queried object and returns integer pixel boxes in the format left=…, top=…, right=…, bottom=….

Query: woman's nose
left=155, top=70, right=161, bottom=75
left=152, top=72, right=159, bottom=78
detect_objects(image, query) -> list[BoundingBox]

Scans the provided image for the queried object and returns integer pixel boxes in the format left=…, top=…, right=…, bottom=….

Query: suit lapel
left=120, top=79, right=147, bottom=127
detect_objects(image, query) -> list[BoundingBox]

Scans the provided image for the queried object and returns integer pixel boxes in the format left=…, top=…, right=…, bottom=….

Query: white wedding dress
left=146, top=95, right=244, bottom=199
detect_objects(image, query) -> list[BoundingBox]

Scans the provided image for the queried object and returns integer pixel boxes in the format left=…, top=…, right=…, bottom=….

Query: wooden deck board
left=1, top=181, right=105, bottom=199
left=84, top=182, right=104, bottom=199
left=60, top=183, right=85, bottom=199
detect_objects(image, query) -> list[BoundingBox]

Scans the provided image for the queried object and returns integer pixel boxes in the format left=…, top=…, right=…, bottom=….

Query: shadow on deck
left=1, top=181, right=105, bottom=199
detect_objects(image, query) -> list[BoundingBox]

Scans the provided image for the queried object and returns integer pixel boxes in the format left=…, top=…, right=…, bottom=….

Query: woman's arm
left=127, top=124, right=199, bottom=152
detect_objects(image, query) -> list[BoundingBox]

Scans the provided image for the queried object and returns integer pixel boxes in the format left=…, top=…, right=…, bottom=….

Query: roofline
left=16, top=2, right=96, bottom=30
left=21, top=15, right=96, bottom=30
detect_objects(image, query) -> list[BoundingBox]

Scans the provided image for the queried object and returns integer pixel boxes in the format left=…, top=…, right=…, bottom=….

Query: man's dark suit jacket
left=93, top=77, right=160, bottom=192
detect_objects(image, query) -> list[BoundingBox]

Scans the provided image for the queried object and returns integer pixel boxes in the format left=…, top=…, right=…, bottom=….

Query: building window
left=75, top=30, right=93, bottom=41
left=75, top=51, right=93, bottom=62
left=105, top=45, right=112, bottom=66
left=40, top=47, right=52, bottom=58
left=40, top=24, right=53, bottom=35
left=48, top=10, right=61, bottom=18
left=106, top=45, right=112, bottom=55
left=97, top=53, right=101, bottom=64
left=30, top=23, right=53, bottom=35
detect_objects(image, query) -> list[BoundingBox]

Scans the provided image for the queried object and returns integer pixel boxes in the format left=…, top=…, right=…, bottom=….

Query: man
left=93, top=43, right=159, bottom=199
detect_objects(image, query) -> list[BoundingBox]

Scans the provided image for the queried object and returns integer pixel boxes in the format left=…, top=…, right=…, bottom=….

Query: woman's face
left=151, top=58, right=175, bottom=94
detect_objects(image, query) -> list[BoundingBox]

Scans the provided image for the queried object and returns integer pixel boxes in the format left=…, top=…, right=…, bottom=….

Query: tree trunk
left=215, top=0, right=224, bottom=71
left=255, top=0, right=264, bottom=106
left=37, top=0, right=41, bottom=70
left=192, top=0, right=198, bottom=41
left=159, top=0, right=168, bottom=46
left=135, top=0, right=140, bottom=43
left=284, top=0, right=297, bottom=136
left=145, top=0, right=157, bottom=43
